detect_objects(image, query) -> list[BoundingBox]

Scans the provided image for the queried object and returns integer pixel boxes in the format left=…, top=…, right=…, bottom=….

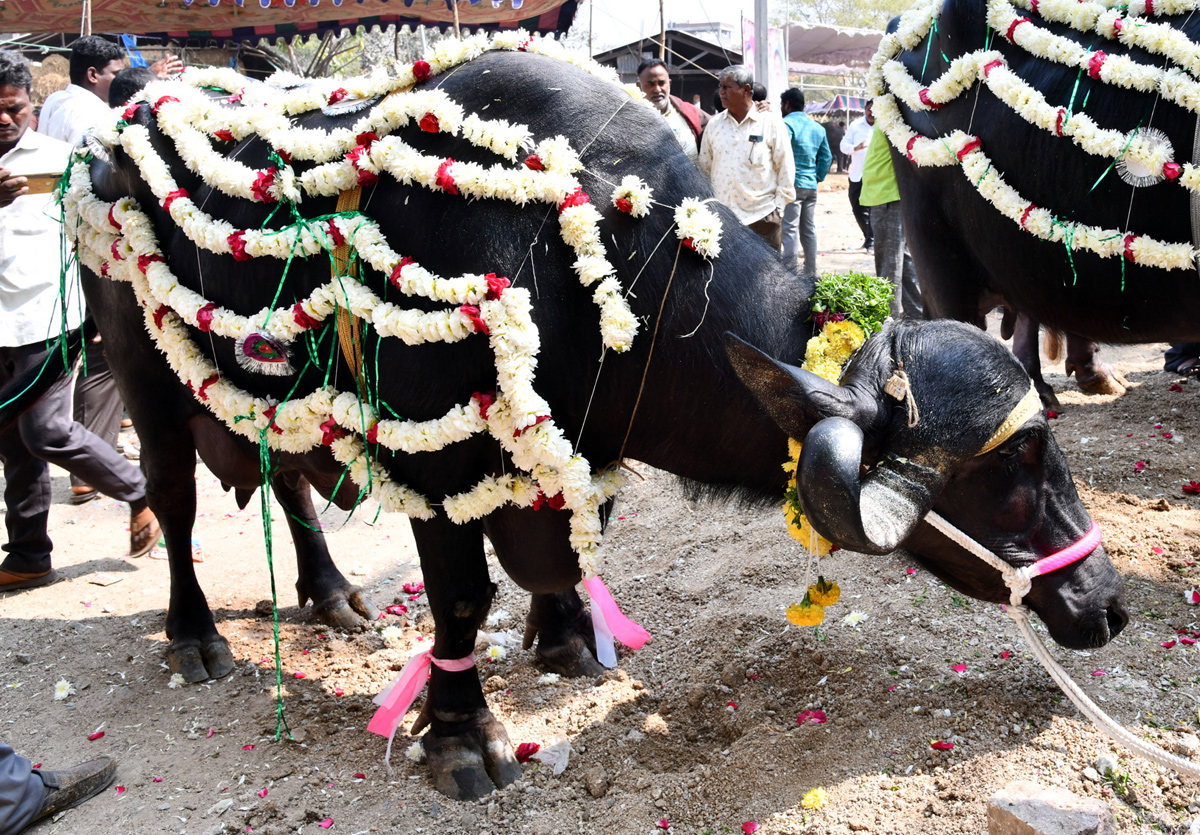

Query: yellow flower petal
left=786, top=597, right=825, bottom=626
left=808, top=576, right=841, bottom=607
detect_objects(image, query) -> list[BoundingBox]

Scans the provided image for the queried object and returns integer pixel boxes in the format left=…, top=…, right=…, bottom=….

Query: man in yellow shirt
left=859, top=123, right=922, bottom=318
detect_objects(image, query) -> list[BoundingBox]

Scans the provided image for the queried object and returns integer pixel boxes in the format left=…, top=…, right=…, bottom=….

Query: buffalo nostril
left=1106, top=603, right=1129, bottom=639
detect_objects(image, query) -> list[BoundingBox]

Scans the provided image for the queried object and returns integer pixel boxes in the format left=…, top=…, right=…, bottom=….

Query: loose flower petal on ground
left=743, top=823, right=759, bottom=835
left=115, top=786, right=125, bottom=795
left=257, top=788, right=268, bottom=798
left=53, top=679, right=75, bottom=701
left=842, top=611, right=868, bottom=627
left=952, top=663, right=967, bottom=673
left=515, top=742, right=541, bottom=763
left=931, top=740, right=954, bottom=751
left=87, top=731, right=104, bottom=741
left=1163, top=640, right=1177, bottom=648
left=801, top=787, right=827, bottom=809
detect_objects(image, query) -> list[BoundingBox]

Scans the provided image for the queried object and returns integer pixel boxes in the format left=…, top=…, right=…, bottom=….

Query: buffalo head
left=726, top=319, right=1128, bottom=650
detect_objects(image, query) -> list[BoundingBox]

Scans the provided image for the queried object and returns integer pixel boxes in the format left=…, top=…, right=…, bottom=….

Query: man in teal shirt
left=780, top=88, right=832, bottom=279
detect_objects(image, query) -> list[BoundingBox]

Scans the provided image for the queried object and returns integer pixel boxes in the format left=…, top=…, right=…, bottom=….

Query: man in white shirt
left=839, top=101, right=875, bottom=251
left=698, top=65, right=795, bottom=251
left=0, top=52, right=159, bottom=593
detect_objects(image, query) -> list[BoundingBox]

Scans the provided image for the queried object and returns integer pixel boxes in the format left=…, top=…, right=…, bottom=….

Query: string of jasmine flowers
left=64, top=30, right=724, bottom=578
left=869, top=0, right=1198, bottom=270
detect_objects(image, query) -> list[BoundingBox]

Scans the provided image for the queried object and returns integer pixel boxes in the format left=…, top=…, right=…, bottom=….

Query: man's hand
left=149, top=54, right=184, bottom=79
left=855, top=141, right=868, bottom=151
left=754, top=100, right=772, bottom=113
left=0, top=166, right=28, bottom=207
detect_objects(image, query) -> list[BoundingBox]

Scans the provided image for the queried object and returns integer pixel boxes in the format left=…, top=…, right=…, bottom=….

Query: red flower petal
left=435, top=158, right=458, bottom=195
left=115, top=785, right=125, bottom=795
left=1181, top=636, right=1197, bottom=645
left=206, top=728, right=215, bottom=739
left=1170, top=383, right=1184, bottom=392
left=87, top=731, right=105, bottom=741
left=257, top=788, right=268, bottom=798
left=1162, top=640, right=1177, bottom=648
left=523, top=154, right=545, bottom=170
left=952, top=663, right=967, bottom=673
left=656, top=820, right=670, bottom=831
left=153, top=777, right=162, bottom=782
left=930, top=740, right=954, bottom=751
left=385, top=604, right=408, bottom=616
left=1151, top=546, right=1163, bottom=555
left=615, top=197, right=633, bottom=214
left=353, top=772, right=366, bottom=779
left=412, top=60, right=431, bottom=82
left=318, top=818, right=333, bottom=829
left=726, top=701, right=738, bottom=709
left=1163, top=432, right=1174, bottom=439
left=1184, top=480, right=1200, bottom=495
left=243, top=744, right=255, bottom=750
left=1092, top=669, right=1106, bottom=676
left=334, top=688, right=345, bottom=697
left=294, top=672, right=306, bottom=679
left=1045, top=409, right=1059, bottom=419
left=797, top=710, right=828, bottom=724
left=743, top=824, right=759, bottom=835
left=327, top=88, right=347, bottom=105
left=419, top=112, right=440, bottom=133
left=1000, top=650, right=1011, bottom=659
left=1134, top=461, right=1147, bottom=472
left=215, top=128, right=235, bottom=142
left=515, top=742, right=541, bottom=763
left=402, top=582, right=424, bottom=594
left=906, top=567, right=916, bottom=575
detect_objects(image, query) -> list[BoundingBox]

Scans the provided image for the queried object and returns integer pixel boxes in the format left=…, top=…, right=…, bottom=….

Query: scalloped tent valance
left=0, top=0, right=577, bottom=42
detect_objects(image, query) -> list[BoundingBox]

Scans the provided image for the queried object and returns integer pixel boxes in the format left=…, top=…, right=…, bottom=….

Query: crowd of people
left=637, top=59, right=922, bottom=316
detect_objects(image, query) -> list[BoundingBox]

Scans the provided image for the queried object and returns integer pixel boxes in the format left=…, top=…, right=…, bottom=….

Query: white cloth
left=698, top=106, right=795, bottom=225
left=661, top=103, right=699, bottom=164
left=38, top=84, right=113, bottom=147
left=0, top=129, right=81, bottom=347
left=840, top=117, right=874, bottom=183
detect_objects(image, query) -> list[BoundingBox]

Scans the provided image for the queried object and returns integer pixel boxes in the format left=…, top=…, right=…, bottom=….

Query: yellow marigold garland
left=784, top=272, right=889, bottom=627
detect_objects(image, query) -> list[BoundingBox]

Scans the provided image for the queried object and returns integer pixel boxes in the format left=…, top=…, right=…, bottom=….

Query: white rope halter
left=920, top=384, right=1200, bottom=778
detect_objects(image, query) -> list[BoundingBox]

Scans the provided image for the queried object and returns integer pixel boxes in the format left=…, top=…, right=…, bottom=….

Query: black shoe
left=31, top=756, right=117, bottom=823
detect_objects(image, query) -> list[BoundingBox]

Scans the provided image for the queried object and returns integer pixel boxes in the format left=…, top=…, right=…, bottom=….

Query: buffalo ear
left=723, top=332, right=863, bottom=439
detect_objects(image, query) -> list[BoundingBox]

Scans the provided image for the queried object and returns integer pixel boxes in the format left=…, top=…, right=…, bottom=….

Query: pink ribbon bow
left=367, top=650, right=475, bottom=765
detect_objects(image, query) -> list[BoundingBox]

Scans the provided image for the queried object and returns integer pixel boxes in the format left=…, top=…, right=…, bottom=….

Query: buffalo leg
left=483, top=505, right=605, bottom=677
left=1064, top=333, right=1129, bottom=396
left=407, top=515, right=520, bottom=800
left=137, top=420, right=234, bottom=682
left=270, top=471, right=379, bottom=629
left=523, top=590, right=604, bottom=677
left=1011, top=314, right=1061, bottom=410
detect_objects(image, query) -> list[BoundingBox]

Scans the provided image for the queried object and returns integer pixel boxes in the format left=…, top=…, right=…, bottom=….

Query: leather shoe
left=0, top=567, right=59, bottom=593
left=31, top=756, right=117, bottom=822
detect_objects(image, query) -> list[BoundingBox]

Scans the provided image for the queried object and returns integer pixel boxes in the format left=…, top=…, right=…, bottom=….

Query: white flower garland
left=612, top=175, right=654, bottom=218
left=675, top=198, right=723, bottom=259
left=869, top=0, right=1199, bottom=271
left=63, top=33, right=692, bottom=576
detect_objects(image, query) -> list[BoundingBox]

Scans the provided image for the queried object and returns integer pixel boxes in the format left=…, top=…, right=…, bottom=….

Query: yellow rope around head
left=976, top=383, right=1041, bottom=456
left=333, top=185, right=366, bottom=397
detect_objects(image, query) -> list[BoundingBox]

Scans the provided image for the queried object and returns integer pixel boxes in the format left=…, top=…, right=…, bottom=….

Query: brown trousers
left=747, top=209, right=783, bottom=251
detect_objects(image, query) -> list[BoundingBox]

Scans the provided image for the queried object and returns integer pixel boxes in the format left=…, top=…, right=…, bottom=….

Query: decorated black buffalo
left=876, top=0, right=1200, bottom=349
left=40, top=38, right=1125, bottom=799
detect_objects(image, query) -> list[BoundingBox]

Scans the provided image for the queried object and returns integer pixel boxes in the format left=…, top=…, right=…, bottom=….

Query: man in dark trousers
left=0, top=744, right=115, bottom=834
left=637, top=59, right=707, bottom=164
left=0, top=51, right=160, bottom=592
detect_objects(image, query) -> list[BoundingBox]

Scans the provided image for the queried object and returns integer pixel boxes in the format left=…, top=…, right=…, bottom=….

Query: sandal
left=70, top=487, right=99, bottom=505
left=129, top=510, right=161, bottom=558
left=1177, top=357, right=1200, bottom=378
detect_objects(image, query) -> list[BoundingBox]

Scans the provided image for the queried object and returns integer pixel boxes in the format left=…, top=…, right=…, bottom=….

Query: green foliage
left=810, top=271, right=894, bottom=334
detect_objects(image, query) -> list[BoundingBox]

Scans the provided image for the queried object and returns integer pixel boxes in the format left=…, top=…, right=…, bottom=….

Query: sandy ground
left=1, top=173, right=1199, bottom=835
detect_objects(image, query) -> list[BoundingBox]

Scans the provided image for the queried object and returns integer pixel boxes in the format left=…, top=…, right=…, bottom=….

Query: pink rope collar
left=1028, top=521, right=1102, bottom=580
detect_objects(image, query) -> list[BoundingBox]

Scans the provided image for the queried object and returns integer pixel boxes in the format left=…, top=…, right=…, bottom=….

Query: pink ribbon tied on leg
left=583, top=575, right=650, bottom=668
left=367, top=650, right=475, bottom=765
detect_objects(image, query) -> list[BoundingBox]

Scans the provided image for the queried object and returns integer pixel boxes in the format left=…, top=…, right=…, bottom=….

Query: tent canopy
left=785, top=21, right=881, bottom=68
left=0, top=0, right=577, bottom=44
left=805, top=94, right=866, bottom=114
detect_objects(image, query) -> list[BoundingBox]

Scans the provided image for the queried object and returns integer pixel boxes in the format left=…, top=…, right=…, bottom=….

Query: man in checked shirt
left=698, top=65, right=795, bottom=252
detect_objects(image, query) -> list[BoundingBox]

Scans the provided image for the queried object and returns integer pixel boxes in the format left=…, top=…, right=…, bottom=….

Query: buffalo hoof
left=1033, top=379, right=1061, bottom=411
left=422, top=713, right=522, bottom=800
left=169, top=638, right=234, bottom=683
left=1066, top=361, right=1129, bottom=397
left=304, top=584, right=379, bottom=630
left=533, top=632, right=605, bottom=678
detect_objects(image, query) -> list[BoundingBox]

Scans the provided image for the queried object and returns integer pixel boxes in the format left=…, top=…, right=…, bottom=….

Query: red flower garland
left=412, top=60, right=431, bottom=82
left=615, top=197, right=634, bottom=214
left=327, top=88, right=348, bottom=106
left=151, top=96, right=179, bottom=115
left=473, top=391, right=495, bottom=420
left=523, top=154, right=545, bottom=171
left=388, top=256, right=415, bottom=289
left=152, top=304, right=171, bottom=330
left=292, top=303, right=321, bottom=330
left=346, top=145, right=379, bottom=186
left=320, top=417, right=347, bottom=445
left=197, top=374, right=219, bottom=401
left=485, top=273, right=510, bottom=300
left=228, top=230, right=251, bottom=261
left=214, top=128, right=235, bottom=142
left=460, top=304, right=489, bottom=334
left=251, top=167, right=278, bottom=204
left=137, top=253, right=165, bottom=274
left=419, top=112, right=440, bottom=133
left=558, top=187, right=590, bottom=214
left=435, top=159, right=459, bottom=195
left=162, top=188, right=189, bottom=212
left=196, top=302, right=216, bottom=332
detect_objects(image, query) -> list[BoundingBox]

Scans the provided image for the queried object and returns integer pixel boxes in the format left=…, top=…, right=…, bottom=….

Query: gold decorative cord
left=333, top=185, right=366, bottom=398
left=976, top=384, right=1040, bottom=456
